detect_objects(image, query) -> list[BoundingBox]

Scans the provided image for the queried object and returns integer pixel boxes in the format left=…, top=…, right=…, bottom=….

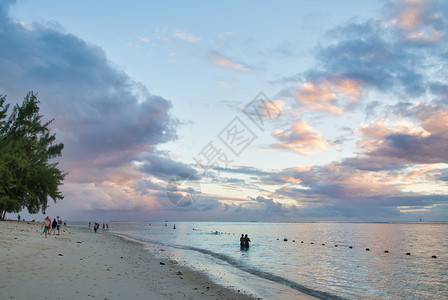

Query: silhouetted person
left=244, top=234, right=251, bottom=248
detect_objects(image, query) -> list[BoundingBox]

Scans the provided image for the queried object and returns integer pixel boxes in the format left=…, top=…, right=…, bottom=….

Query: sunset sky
left=1, top=0, right=447, bottom=221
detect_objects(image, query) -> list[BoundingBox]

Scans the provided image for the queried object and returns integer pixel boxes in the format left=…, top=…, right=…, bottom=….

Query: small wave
left=111, top=231, right=342, bottom=299
left=175, top=244, right=343, bottom=300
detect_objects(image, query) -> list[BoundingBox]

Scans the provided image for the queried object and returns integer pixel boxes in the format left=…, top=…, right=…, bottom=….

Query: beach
left=0, top=220, right=261, bottom=300
left=105, top=221, right=447, bottom=299
left=3, top=220, right=444, bottom=299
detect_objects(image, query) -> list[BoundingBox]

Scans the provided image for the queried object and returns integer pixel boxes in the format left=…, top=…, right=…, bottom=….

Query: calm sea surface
left=92, top=222, right=447, bottom=299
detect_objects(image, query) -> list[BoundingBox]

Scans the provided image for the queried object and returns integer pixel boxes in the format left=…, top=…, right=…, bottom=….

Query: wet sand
left=0, top=220, right=257, bottom=299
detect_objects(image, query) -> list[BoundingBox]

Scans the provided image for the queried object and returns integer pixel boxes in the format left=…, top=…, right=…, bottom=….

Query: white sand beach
left=0, top=220, right=260, bottom=300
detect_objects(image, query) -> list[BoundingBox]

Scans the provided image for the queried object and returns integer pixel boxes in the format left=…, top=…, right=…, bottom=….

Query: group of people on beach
left=40, top=216, right=63, bottom=238
left=240, top=234, right=251, bottom=248
left=89, top=222, right=109, bottom=232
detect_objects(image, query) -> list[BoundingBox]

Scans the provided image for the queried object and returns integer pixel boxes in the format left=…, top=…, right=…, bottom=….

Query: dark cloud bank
left=1, top=0, right=447, bottom=220
left=0, top=0, right=195, bottom=217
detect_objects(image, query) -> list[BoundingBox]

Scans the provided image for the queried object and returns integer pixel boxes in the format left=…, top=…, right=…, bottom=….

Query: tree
left=0, top=92, right=66, bottom=219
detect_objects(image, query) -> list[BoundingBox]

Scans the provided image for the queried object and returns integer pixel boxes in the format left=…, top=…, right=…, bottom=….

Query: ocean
left=92, top=222, right=447, bottom=299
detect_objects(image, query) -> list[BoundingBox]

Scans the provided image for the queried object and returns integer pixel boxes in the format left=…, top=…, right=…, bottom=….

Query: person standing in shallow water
left=244, top=234, right=251, bottom=248
left=240, top=234, right=245, bottom=247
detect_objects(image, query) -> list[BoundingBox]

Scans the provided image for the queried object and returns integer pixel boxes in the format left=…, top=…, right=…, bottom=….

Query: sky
left=1, top=0, right=448, bottom=221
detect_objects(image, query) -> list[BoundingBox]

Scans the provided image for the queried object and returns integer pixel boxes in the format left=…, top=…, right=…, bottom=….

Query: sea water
left=99, top=222, right=447, bottom=299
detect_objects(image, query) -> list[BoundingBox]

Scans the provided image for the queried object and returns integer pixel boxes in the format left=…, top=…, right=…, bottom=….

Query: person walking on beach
left=56, top=216, right=62, bottom=235
left=50, top=218, right=57, bottom=235
left=41, top=217, right=51, bottom=238
left=17, top=214, right=20, bottom=221
left=244, top=234, right=251, bottom=248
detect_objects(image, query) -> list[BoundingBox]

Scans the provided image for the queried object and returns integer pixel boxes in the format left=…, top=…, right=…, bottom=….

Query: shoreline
left=108, top=231, right=318, bottom=300
left=0, top=220, right=257, bottom=299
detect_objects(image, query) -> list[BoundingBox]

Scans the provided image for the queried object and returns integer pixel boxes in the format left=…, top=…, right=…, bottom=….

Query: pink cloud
left=392, top=0, right=425, bottom=30
left=209, top=54, right=250, bottom=72
left=406, top=31, right=445, bottom=42
left=295, top=78, right=363, bottom=115
left=357, top=119, right=430, bottom=152
left=392, top=0, right=446, bottom=43
left=418, top=107, right=448, bottom=134
left=344, top=106, right=448, bottom=169
left=272, top=120, right=332, bottom=155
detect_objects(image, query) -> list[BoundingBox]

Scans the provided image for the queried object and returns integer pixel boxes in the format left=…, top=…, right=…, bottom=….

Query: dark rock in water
left=384, top=250, right=389, bottom=253
left=58, top=253, right=63, bottom=256
left=160, top=262, right=166, bottom=265
left=335, top=245, right=338, bottom=247
left=322, top=243, right=325, bottom=246
left=301, top=241, right=304, bottom=243
left=406, top=252, right=411, bottom=255
left=283, top=238, right=288, bottom=241
left=349, top=246, right=353, bottom=249
left=366, top=248, right=370, bottom=251
left=311, top=242, right=314, bottom=244
left=432, top=255, right=437, bottom=258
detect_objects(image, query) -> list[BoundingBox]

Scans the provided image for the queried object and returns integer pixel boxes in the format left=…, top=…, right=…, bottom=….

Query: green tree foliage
left=0, top=92, right=66, bottom=218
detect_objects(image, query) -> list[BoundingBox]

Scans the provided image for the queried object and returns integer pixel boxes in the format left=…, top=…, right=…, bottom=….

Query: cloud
left=173, top=31, right=202, bottom=43
left=248, top=196, right=291, bottom=216
left=344, top=104, right=448, bottom=171
left=292, top=0, right=448, bottom=108
left=260, top=162, right=448, bottom=220
left=209, top=51, right=251, bottom=72
left=0, top=0, right=194, bottom=215
left=257, top=0, right=448, bottom=220
left=295, top=78, right=363, bottom=114
left=254, top=0, right=448, bottom=220
left=2, top=0, right=447, bottom=221
left=314, top=22, right=426, bottom=97
left=271, top=120, right=333, bottom=155
left=139, top=152, right=199, bottom=181
left=389, top=0, right=447, bottom=43
left=391, top=0, right=426, bottom=30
